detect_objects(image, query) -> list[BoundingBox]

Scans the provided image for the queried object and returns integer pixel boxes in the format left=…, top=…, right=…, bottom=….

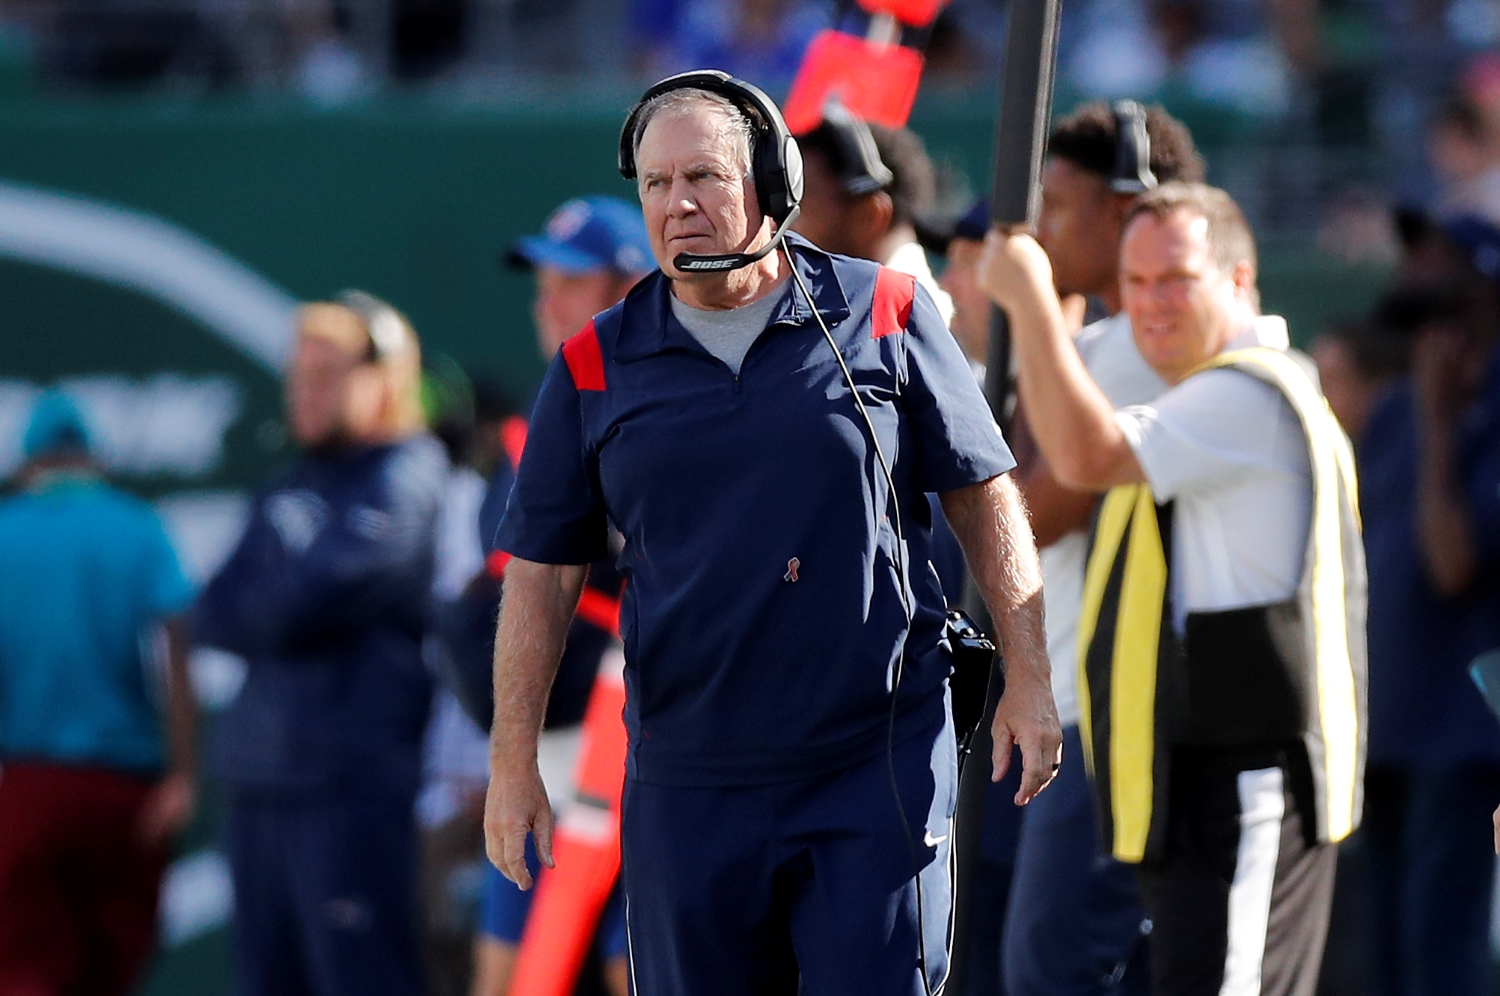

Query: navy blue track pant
left=620, top=716, right=958, bottom=996
left=226, top=789, right=425, bottom=996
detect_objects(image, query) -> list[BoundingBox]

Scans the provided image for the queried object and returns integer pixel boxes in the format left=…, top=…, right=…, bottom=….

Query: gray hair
left=631, top=88, right=756, bottom=178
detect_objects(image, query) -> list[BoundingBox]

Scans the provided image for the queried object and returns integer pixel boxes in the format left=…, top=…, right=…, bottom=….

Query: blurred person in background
left=0, top=390, right=197, bottom=996
left=629, top=0, right=829, bottom=92
left=792, top=105, right=1028, bottom=996
left=1357, top=214, right=1500, bottom=996
left=1427, top=96, right=1500, bottom=228
left=962, top=101, right=1204, bottom=996
left=933, top=201, right=1004, bottom=374
left=194, top=292, right=447, bottom=996
left=792, top=103, right=953, bottom=324
left=1309, top=320, right=1410, bottom=444
left=421, top=363, right=500, bottom=996
left=467, top=197, right=652, bottom=996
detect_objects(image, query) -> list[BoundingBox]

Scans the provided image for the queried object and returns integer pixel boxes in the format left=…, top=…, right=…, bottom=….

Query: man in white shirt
left=973, top=101, right=1204, bottom=996
left=979, top=182, right=1366, bottom=996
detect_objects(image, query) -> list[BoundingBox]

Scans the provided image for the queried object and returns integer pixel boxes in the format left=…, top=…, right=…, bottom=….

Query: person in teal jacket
left=0, top=390, right=197, bottom=996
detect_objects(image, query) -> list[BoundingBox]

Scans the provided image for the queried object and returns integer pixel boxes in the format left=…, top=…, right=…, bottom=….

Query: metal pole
left=948, top=0, right=1060, bottom=990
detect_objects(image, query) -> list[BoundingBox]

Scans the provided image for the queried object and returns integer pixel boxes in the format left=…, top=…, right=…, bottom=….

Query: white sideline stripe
left=0, top=180, right=297, bottom=370
left=624, top=894, right=640, bottom=995
left=1220, top=767, right=1286, bottom=996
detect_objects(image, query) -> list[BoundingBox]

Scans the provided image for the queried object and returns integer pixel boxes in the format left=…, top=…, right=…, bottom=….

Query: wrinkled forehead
left=637, top=100, right=746, bottom=171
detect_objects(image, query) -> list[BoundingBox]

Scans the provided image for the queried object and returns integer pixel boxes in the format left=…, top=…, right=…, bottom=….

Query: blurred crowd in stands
left=0, top=0, right=1496, bottom=248
left=0, top=0, right=1471, bottom=117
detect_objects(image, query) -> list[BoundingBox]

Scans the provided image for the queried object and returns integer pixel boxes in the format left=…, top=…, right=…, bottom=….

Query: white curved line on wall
left=0, top=180, right=297, bottom=370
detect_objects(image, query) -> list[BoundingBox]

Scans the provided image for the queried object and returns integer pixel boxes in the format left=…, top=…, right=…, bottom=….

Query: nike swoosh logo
left=923, top=831, right=949, bottom=848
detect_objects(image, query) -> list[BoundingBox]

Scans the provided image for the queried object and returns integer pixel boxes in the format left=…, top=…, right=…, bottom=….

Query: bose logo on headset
left=618, top=69, right=805, bottom=273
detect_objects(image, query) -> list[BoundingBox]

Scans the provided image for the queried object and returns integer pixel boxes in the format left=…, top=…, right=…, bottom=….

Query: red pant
left=0, top=762, right=167, bottom=996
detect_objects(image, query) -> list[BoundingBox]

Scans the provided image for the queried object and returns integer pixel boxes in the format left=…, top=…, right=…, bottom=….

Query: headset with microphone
left=618, top=70, right=805, bottom=274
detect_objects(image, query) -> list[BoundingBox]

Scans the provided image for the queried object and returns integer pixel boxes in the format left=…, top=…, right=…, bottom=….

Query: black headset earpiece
left=336, top=289, right=411, bottom=363
left=619, top=69, right=804, bottom=225
left=1109, top=99, right=1158, bottom=195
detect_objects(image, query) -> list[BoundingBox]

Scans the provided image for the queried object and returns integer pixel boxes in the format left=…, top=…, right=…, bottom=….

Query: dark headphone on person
left=1109, top=99, right=1158, bottom=195
left=811, top=98, right=894, bottom=197
left=618, top=70, right=804, bottom=272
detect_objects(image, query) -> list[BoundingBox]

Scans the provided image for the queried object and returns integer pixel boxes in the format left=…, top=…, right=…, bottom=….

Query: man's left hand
left=990, top=666, right=1063, bottom=805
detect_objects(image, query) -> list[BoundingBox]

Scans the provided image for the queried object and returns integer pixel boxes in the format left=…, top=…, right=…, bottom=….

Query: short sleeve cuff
left=922, top=435, right=1018, bottom=494
left=493, top=512, right=608, bottom=566
left=1114, top=406, right=1178, bottom=499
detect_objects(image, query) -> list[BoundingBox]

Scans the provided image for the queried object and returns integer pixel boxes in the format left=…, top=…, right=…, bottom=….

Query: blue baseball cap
left=952, top=200, right=991, bottom=242
left=915, top=199, right=991, bottom=255
left=505, top=197, right=655, bottom=276
left=23, top=390, right=91, bottom=461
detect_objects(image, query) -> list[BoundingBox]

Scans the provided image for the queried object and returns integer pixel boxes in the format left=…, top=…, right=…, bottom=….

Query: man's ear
left=1232, top=259, right=1255, bottom=295
left=867, top=191, right=895, bottom=236
left=850, top=191, right=895, bottom=251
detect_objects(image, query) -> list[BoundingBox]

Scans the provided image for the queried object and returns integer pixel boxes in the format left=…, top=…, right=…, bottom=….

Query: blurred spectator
left=1358, top=213, right=1500, bottom=996
left=420, top=361, right=495, bottom=996
left=195, top=292, right=446, bottom=996
left=0, top=390, right=197, bottom=996
left=1062, top=0, right=1297, bottom=116
left=469, top=196, right=652, bottom=996
left=282, top=0, right=371, bottom=104
left=1310, top=320, right=1410, bottom=442
left=1317, top=188, right=1405, bottom=267
left=630, top=0, right=830, bottom=93
left=932, top=200, right=996, bottom=372
left=792, top=106, right=952, bottom=319
left=1428, top=95, right=1500, bottom=226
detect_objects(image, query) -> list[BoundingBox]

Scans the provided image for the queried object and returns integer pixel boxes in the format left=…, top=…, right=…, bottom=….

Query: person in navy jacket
left=195, top=292, right=447, bottom=996
left=483, top=73, right=1062, bottom=996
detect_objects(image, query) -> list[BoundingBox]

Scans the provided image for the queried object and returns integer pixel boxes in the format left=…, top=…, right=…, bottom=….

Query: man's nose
left=1143, top=280, right=1174, bottom=308
left=667, top=177, right=698, bottom=215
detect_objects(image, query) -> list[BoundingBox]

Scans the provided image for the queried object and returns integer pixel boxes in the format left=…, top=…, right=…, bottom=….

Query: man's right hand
left=484, top=759, right=555, bottom=890
left=977, top=229, right=1057, bottom=322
